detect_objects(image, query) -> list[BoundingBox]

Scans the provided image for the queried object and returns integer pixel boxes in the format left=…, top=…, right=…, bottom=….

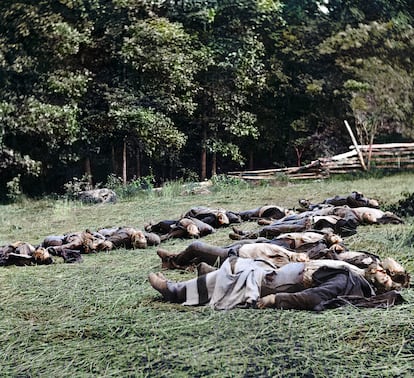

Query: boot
left=148, top=273, right=186, bottom=303
left=157, top=249, right=184, bottom=270
left=229, top=231, right=243, bottom=240
left=148, top=272, right=173, bottom=300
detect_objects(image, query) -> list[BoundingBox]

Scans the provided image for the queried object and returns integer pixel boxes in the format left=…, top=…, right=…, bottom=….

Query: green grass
left=1, top=173, right=414, bottom=377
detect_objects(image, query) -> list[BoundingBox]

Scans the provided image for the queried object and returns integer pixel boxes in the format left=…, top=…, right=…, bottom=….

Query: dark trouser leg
left=260, top=219, right=309, bottom=238
left=273, top=272, right=348, bottom=310
left=174, top=241, right=229, bottom=267
left=166, top=282, right=187, bottom=303
left=54, top=241, right=83, bottom=254
left=225, top=238, right=270, bottom=248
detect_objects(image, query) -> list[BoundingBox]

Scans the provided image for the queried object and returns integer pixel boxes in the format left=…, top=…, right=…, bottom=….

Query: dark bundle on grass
left=386, top=191, right=414, bottom=217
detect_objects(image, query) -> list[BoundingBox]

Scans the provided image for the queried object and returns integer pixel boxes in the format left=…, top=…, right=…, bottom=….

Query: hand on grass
left=257, top=294, right=276, bottom=309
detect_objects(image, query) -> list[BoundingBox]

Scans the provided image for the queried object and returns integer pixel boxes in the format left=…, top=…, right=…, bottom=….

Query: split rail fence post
left=344, top=120, right=367, bottom=171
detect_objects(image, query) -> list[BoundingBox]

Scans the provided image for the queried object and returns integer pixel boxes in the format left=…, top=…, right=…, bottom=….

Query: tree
left=320, top=16, right=414, bottom=167
left=0, top=1, right=91, bottom=193
left=119, top=16, right=201, bottom=180
left=170, top=0, right=280, bottom=178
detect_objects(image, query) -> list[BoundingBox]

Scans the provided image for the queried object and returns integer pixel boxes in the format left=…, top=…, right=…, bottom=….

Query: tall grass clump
left=211, top=174, right=251, bottom=192
left=105, top=174, right=156, bottom=199
left=5, top=174, right=27, bottom=204
left=158, top=179, right=188, bottom=199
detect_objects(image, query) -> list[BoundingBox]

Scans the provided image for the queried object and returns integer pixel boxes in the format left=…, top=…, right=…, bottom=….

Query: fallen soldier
left=272, top=231, right=342, bottom=250
left=97, top=227, right=147, bottom=249
left=230, top=213, right=358, bottom=239
left=324, top=191, right=380, bottom=208
left=299, top=191, right=379, bottom=211
left=271, top=231, right=346, bottom=258
left=350, top=207, right=403, bottom=224
left=156, top=240, right=310, bottom=270
left=157, top=231, right=343, bottom=271
left=156, top=236, right=410, bottom=291
left=238, top=205, right=291, bottom=222
left=146, top=217, right=216, bottom=241
left=328, top=250, right=410, bottom=289
left=42, top=230, right=113, bottom=254
left=230, top=217, right=312, bottom=239
left=148, top=256, right=405, bottom=311
left=310, top=205, right=402, bottom=225
left=0, top=242, right=53, bottom=266
left=183, top=206, right=242, bottom=228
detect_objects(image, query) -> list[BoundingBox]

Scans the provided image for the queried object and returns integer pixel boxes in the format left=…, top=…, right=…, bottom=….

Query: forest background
left=1, top=0, right=414, bottom=199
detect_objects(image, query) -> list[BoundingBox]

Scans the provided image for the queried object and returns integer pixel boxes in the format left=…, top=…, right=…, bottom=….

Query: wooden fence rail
left=227, top=142, right=414, bottom=181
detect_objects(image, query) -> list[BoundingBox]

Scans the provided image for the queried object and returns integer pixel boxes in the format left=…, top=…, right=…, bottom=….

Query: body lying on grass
left=230, top=203, right=403, bottom=240
left=94, top=227, right=160, bottom=249
left=156, top=230, right=345, bottom=270
left=237, top=205, right=291, bottom=222
left=0, top=241, right=53, bottom=266
left=43, top=230, right=114, bottom=255
left=43, top=227, right=159, bottom=254
left=183, top=206, right=242, bottom=228
left=144, top=206, right=241, bottom=241
left=0, top=227, right=160, bottom=267
left=157, top=240, right=310, bottom=271
left=298, top=191, right=380, bottom=211
left=148, top=256, right=406, bottom=311
left=230, top=214, right=359, bottom=239
left=146, top=217, right=216, bottom=241
left=155, top=234, right=410, bottom=291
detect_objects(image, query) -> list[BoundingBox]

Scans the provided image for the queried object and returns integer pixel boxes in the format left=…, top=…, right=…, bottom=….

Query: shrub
left=385, top=191, right=414, bottom=217
left=63, top=174, right=93, bottom=199
left=105, top=174, right=155, bottom=199
left=6, top=174, right=24, bottom=202
left=211, top=174, right=249, bottom=190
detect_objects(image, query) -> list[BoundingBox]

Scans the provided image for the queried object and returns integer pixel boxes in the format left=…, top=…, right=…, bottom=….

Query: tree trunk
left=122, top=138, right=127, bottom=186
left=211, top=151, right=217, bottom=176
left=294, top=147, right=303, bottom=167
left=367, top=121, right=379, bottom=170
left=201, top=125, right=207, bottom=180
left=136, top=147, right=141, bottom=178
left=367, top=134, right=374, bottom=170
left=248, top=149, right=254, bottom=170
left=111, top=144, right=117, bottom=175
left=84, top=156, right=93, bottom=186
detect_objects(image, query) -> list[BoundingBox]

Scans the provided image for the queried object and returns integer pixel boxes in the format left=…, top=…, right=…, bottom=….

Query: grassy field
left=0, top=173, right=413, bottom=377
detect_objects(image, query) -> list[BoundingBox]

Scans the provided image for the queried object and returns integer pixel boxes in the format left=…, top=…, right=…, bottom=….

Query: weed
left=6, top=174, right=25, bottom=203
left=211, top=174, right=250, bottom=192
left=105, top=174, right=155, bottom=199
left=63, top=174, right=93, bottom=199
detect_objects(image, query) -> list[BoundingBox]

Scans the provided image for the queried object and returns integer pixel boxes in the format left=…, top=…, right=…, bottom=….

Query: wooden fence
left=227, top=142, right=414, bottom=181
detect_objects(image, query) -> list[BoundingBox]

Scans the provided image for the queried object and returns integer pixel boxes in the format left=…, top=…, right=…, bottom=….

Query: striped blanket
left=183, top=256, right=277, bottom=310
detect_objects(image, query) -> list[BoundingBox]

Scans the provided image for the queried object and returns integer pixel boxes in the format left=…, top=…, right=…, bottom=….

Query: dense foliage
left=0, top=0, right=413, bottom=197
